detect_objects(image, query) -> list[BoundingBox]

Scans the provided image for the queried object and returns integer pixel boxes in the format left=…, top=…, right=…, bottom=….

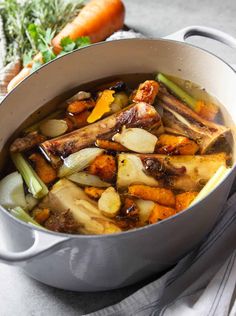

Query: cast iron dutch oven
left=0, top=26, right=235, bottom=291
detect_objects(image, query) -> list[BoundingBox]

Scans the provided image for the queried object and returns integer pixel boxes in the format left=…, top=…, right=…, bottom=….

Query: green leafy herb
left=0, top=0, right=85, bottom=65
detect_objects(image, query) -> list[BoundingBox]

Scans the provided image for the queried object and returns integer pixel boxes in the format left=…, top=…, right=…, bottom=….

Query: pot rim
left=1, top=37, right=235, bottom=239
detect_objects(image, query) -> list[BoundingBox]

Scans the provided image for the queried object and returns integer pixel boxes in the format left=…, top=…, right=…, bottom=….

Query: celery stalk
left=11, top=153, right=48, bottom=198
left=10, top=206, right=41, bottom=227
left=190, top=166, right=231, bottom=207
left=156, top=73, right=197, bottom=110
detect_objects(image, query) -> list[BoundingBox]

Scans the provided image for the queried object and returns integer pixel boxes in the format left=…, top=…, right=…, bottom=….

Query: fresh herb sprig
left=27, top=24, right=90, bottom=71
left=0, top=0, right=85, bottom=65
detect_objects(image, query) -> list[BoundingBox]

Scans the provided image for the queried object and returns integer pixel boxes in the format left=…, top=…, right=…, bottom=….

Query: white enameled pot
left=0, top=26, right=235, bottom=291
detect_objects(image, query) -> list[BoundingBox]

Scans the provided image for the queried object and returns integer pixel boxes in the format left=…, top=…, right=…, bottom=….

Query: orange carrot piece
left=95, top=138, right=128, bottom=151
left=88, top=154, right=116, bottom=181
left=67, top=99, right=95, bottom=114
left=195, top=100, right=219, bottom=121
left=155, top=134, right=199, bottom=155
left=7, top=67, right=32, bottom=92
left=72, top=111, right=91, bottom=128
left=133, top=80, right=159, bottom=105
left=87, top=90, right=115, bottom=123
left=128, top=184, right=176, bottom=207
left=149, top=203, right=176, bottom=224
left=84, top=187, right=105, bottom=199
left=175, top=192, right=198, bottom=212
left=29, top=153, right=57, bottom=184
left=52, top=0, right=125, bottom=54
left=33, top=208, right=51, bottom=224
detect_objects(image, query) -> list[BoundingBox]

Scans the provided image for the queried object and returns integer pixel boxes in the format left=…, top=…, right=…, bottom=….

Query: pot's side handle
left=0, top=230, right=69, bottom=265
left=164, top=25, right=236, bottom=49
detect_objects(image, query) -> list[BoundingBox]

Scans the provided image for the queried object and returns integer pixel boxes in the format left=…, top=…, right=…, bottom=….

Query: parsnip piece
left=113, top=127, right=158, bottom=153
left=117, top=153, right=228, bottom=191
left=117, top=154, right=159, bottom=188
left=39, top=179, right=121, bottom=235
left=98, top=187, right=121, bottom=218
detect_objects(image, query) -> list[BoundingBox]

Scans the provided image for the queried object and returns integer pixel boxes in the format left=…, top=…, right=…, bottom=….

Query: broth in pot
left=0, top=73, right=233, bottom=235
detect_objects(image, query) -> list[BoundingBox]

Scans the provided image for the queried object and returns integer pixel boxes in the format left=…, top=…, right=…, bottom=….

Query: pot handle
left=164, top=25, right=236, bottom=49
left=0, top=230, right=69, bottom=265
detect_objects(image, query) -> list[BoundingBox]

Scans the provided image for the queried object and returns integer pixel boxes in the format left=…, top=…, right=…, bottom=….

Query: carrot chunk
left=96, top=138, right=128, bottom=152
left=84, top=187, right=105, bottom=199
left=155, top=134, right=199, bottom=155
left=128, top=184, right=175, bottom=207
left=133, top=80, right=159, bottom=105
left=88, top=154, right=117, bottom=181
left=175, top=192, right=198, bottom=212
left=67, top=99, right=95, bottom=115
left=149, top=203, right=176, bottom=224
left=33, top=208, right=51, bottom=224
left=29, top=153, right=57, bottom=184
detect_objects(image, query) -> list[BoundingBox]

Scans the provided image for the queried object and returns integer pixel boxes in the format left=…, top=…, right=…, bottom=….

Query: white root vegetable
left=0, top=172, right=27, bottom=209
left=113, top=127, right=158, bottom=153
left=117, top=154, right=159, bottom=188
left=39, top=119, right=68, bottom=137
left=98, top=187, right=121, bottom=218
left=135, top=199, right=155, bottom=224
left=67, top=172, right=110, bottom=188
left=39, top=179, right=121, bottom=234
left=58, top=148, right=104, bottom=177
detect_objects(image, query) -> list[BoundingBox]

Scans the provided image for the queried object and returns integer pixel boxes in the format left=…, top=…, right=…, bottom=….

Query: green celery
left=156, top=73, right=197, bottom=110
left=11, top=153, right=48, bottom=199
left=10, top=206, right=41, bottom=227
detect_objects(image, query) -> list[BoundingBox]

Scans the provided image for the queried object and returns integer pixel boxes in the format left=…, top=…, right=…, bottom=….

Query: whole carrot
left=52, top=0, right=125, bottom=54
left=7, top=0, right=125, bottom=92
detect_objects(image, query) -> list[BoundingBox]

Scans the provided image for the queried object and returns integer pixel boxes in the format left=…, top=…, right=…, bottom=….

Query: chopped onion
left=68, top=91, right=91, bottom=102
left=0, top=171, right=27, bottom=209
left=67, top=172, right=110, bottom=187
left=58, top=148, right=104, bottom=178
left=98, top=187, right=121, bottom=218
left=39, top=119, right=68, bottom=137
left=113, top=127, right=158, bottom=153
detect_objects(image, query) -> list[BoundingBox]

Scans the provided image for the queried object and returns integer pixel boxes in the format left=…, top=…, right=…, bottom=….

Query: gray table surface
left=1, top=0, right=236, bottom=315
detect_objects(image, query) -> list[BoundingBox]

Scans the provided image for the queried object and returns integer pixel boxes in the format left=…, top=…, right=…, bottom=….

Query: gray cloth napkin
left=85, top=30, right=236, bottom=316
left=86, top=192, right=236, bottom=316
